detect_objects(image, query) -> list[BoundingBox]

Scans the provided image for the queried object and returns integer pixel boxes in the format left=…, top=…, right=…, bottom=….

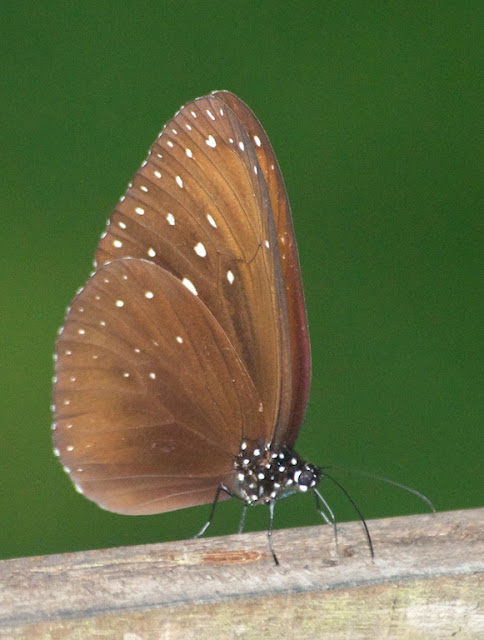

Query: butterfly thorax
left=230, top=438, right=321, bottom=506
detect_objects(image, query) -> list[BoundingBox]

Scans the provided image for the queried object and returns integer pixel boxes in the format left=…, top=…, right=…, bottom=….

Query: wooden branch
left=0, top=508, right=482, bottom=639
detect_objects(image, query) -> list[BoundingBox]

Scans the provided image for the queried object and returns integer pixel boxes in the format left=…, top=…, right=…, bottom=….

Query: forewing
left=95, top=94, right=293, bottom=443
left=211, top=91, right=311, bottom=447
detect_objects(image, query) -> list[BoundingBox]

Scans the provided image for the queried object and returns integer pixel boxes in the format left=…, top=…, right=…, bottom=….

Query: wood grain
left=0, top=508, right=482, bottom=639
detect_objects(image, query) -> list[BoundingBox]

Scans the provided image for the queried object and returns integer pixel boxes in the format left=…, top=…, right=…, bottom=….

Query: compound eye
left=297, top=470, right=315, bottom=487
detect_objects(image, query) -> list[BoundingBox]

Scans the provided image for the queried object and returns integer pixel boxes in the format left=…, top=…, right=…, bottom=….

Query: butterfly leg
left=267, top=499, right=279, bottom=566
left=193, top=483, right=234, bottom=539
left=314, top=487, right=339, bottom=557
left=238, top=503, right=248, bottom=534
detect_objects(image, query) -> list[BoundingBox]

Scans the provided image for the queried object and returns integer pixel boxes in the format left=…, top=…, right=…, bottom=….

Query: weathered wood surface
left=0, top=508, right=482, bottom=639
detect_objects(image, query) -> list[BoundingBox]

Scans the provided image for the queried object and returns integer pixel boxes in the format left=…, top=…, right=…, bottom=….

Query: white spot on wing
left=206, top=109, right=215, bottom=120
left=166, top=213, right=175, bottom=225
left=115, top=300, right=124, bottom=307
left=254, top=135, right=261, bottom=147
left=238, top=141, right=245, bottom=151
left=176, top=336, right=183, bottom=344
left=145, top=291, right=154, bottom=299
left=154, top=170, right=162, bottom=178
left=118, top=221, right=127, bottom=229
left=186, top=148, right=193, bottom=158
left=176, top=176, right=184, bottom=188
left=135, top=207, right=145, bottom=216
left=206, top=213, right=217, bottom=228
left=227, top=270, right=235, bottom=284
left=182, top=278, right=198, bottom=296
left=113, top=239, right=123, bottom=248
left=148, top=247, right=156, bottom=257
left=194, top=242, right=207, bottom=257
left=206, top=135, right=216, bottom=148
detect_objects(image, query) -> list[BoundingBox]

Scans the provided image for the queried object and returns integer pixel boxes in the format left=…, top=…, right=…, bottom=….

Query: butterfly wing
left=212, top=91, right=311, bottom=447
left=53, top=92, right=308, bottom=515
left=53, top=258, right=267, bottom=514
left=94, top=93, right=295, bottom=446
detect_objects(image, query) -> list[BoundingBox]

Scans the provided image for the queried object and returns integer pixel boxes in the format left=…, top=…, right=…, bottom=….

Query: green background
left=1, top=2, right=481, bottom=560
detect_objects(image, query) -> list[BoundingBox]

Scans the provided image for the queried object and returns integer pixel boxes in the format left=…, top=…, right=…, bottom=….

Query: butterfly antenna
left=322, top=466, right=435, bottom=513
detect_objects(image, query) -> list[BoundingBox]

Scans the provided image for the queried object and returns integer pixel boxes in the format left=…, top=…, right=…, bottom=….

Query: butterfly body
left=230, top=439, right=320, bottom=506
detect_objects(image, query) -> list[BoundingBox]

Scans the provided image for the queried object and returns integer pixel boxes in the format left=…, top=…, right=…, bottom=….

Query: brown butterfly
left=52, top=91, right=432, bottom=564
